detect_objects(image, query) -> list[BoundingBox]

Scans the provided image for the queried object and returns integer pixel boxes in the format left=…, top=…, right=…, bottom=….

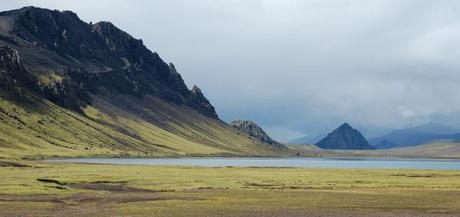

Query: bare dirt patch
left=36, top=178, right=67, bottom=185
left=69, top=182, right=157, bottom=193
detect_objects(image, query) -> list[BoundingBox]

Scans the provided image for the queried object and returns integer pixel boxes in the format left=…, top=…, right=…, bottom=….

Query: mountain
left=315, top=123, right=375, bottom=150
left=0, top=7, right=286, bottom=159
left=369, top=123, right=460, bottom=149
left=288, top=133, right=325, bottom=145
left=0, top=7, right=218, bottom=117
left=230, top=120, right=286, bottom=150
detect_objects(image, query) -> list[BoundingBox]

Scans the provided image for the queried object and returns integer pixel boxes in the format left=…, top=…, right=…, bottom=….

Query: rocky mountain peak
left=230, top=120, right=286, bottom=150
left=90, top=21, right=144, bottom=58
left=316, top=123, right=375, bottom=150
left=169, top=63, right=179, bottom=75
left=338, top=122, right=352, bottom=129
left=188, top=85, right=218, bottom=119
left=2, top=6, right=93, bottom=53
left=191, top=85, right=202, bottom=94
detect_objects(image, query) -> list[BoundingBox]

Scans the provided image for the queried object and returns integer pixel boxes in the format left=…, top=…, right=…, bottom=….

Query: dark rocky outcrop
left=0, top=6, right=218, bottom=118
left=231, top=120, right=286, bottom=150
left=316, top=123, right=375, bottom=150
left=0, top=46, right=23, bottom=89
left=188, top=85, right=218, bottom=119
left=0, top=45, right=88, bottom=110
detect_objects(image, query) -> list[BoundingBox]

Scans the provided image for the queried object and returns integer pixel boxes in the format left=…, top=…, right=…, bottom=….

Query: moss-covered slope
left=0, top=89, right=285, bottom=159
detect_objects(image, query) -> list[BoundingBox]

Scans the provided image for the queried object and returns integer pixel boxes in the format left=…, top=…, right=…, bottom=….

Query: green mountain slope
left=0, top=88, right=284, bottom=159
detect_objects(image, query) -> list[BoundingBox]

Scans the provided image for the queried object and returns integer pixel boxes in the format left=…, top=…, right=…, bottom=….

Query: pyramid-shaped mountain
left=316, top=123, right=375, bottom=150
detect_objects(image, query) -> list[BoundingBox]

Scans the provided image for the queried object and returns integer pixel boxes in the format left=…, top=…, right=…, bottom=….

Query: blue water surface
left=48, top=157, right=460, bottom=170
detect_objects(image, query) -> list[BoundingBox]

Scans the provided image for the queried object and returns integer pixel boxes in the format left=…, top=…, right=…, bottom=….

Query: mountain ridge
left=0, top=6, right=286, bottom=159
left=0, top=6, right=217, bottom=117
left=370, top=123, right=460, bottom=149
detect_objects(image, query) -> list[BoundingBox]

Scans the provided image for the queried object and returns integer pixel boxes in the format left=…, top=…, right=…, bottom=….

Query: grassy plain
left=1, top=162, right=460, bottom=216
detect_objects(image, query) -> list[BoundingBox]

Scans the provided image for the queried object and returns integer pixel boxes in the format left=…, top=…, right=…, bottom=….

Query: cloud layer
left=2, top=0, right=460, bottom=141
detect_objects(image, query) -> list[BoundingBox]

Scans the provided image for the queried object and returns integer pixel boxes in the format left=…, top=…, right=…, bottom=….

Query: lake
left=48, top=157, right=460, bottom=170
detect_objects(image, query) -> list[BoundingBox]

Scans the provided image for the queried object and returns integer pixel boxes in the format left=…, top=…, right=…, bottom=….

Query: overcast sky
left=2, top=0, right=460, bottom=141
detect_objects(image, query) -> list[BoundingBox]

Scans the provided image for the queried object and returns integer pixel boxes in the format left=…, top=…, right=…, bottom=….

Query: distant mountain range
left=291, top=122, right=460, bottom=150
left=315, top=123, right=375, bottom=150
left=369, top=123, right=460, bottom=149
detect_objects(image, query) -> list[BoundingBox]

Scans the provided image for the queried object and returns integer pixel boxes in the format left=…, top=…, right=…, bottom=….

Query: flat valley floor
left=1, top=162, right=460, bottom=217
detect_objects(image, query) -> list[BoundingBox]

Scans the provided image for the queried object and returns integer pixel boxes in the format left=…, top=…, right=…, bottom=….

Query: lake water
left=48, top=157, right=460, bottom=170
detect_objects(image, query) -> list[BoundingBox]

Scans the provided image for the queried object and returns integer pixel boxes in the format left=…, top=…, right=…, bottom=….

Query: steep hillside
left=0, top=7, right=286, bottom=159
left=316, top=123, right=375, bottom=150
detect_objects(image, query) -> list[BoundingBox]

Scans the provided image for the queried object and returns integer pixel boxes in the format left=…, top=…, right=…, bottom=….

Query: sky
left=2, top=0, right=460, bottom=141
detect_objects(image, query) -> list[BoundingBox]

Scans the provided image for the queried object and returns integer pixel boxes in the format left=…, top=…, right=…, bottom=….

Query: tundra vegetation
left=1, top=162, right=460, bottom=216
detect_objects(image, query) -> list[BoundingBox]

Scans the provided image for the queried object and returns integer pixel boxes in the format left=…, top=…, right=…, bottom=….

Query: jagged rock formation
left=0, top=6, right=217, bottom=118
left=316, top=123, right=375, bottom=150
left=188, top=85, right=218, bottom=119
left=231, top=120, right=286, bottom=150
left=0, top=46, right=27, bottom=89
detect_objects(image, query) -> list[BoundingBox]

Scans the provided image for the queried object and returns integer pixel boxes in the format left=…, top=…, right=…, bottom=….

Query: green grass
left=1, top=163, right=460, bottom=216
left=3, top=163, right=460, bottom=194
